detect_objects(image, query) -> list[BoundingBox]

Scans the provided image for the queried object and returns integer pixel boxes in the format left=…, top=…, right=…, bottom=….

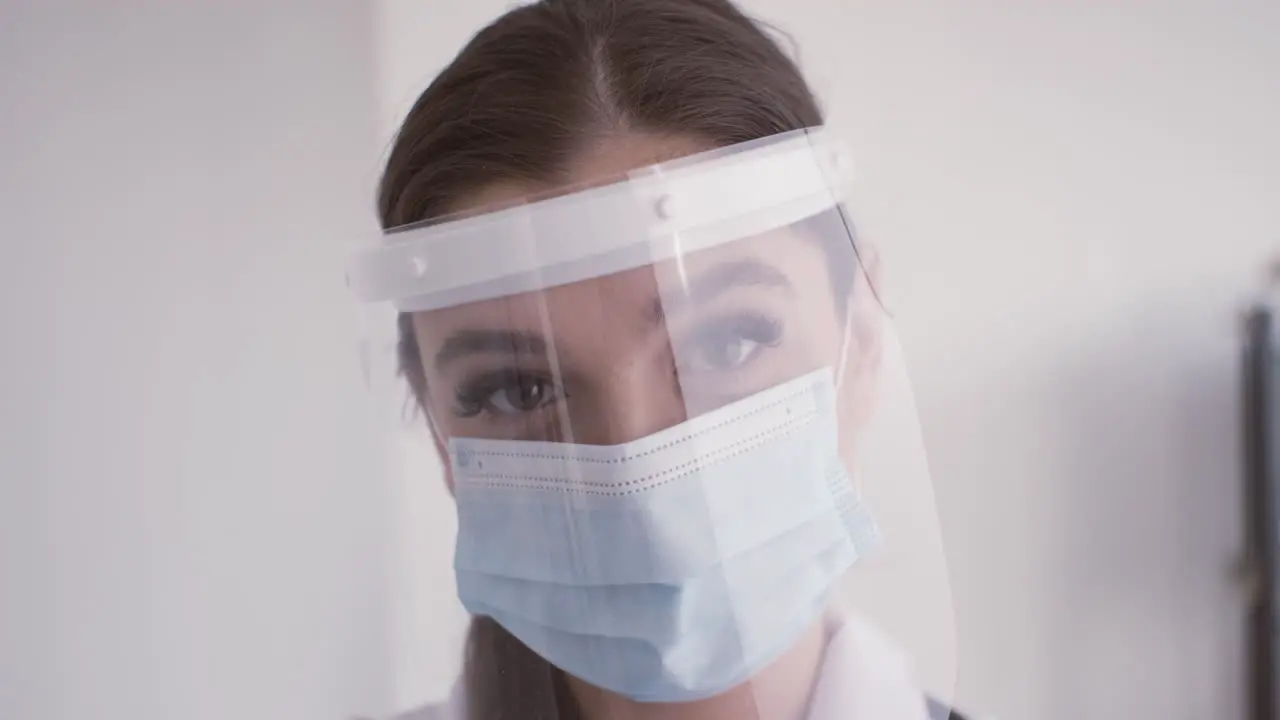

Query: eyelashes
left=453, top=369, right=561, bottom=419
left=448, top=310, right=786, bottom=421
left=681, top=311, right=783, bottom=373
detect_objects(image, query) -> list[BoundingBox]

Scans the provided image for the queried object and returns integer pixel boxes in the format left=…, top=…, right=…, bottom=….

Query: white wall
left=374, top=2, right=1280, bottom=719
left=809, top=4, right=1277, bottom=718
left=0, top=5, right=395, bottom=720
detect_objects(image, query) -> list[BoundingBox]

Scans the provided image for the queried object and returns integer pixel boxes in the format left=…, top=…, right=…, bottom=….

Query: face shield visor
left=349, top=128, right=955, bottom=712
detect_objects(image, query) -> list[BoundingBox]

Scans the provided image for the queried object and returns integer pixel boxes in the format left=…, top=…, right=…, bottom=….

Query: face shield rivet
left=654, top=194, right=675, bottom=221
left=831, top=150, right=852, bottom=178
left=410, top=256, right=429, bottom=278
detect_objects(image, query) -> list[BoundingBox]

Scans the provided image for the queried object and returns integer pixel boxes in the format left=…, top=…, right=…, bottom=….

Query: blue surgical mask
left=449, top=367, right=880, bottom=703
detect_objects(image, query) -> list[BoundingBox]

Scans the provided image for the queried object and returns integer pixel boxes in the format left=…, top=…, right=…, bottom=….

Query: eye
left=454, top=371, right=562, bottom=418
left=686, top=313, right=783, bottom=373
left=697, top=335, right=760, bottom=371
left=488, top=375, right=556, bottom=414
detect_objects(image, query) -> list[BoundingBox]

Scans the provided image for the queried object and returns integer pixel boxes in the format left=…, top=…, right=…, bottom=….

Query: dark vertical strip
left=1244, top=305, right=1278, bottom=720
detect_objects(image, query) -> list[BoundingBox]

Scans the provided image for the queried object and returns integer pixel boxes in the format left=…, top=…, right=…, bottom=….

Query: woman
left=351, top=0, right=966, bottom=718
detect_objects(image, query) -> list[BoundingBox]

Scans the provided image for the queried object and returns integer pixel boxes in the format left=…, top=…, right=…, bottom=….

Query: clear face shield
left=350, top=129, right=955, bottom=713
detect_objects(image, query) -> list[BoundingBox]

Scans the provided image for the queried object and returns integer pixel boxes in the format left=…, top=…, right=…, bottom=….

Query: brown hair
left=377, top=1, right=824, bottom=717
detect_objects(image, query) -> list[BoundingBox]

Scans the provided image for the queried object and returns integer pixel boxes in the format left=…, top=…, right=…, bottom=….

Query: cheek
left=442, top=463, right=457, bottom=496
left=436, top=432, right=459, bottom=498
left=404, top=364, right=459, bottom=495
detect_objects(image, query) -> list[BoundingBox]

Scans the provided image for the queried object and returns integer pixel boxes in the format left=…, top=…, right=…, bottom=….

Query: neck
left=568, top=616, right=830, bottom=720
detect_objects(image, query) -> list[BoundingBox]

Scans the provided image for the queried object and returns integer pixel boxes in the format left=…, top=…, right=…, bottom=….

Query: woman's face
left=405, top=135, right=893, bottom=716
left=410, top=134, right=877, bottom=475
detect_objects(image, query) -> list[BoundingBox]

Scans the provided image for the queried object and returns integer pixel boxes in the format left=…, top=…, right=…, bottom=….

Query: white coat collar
left=391, top=608, right=932, bottom=720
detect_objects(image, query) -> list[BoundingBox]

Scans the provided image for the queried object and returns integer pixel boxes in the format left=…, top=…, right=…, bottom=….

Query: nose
left=568, top=358, right=689, bottom=446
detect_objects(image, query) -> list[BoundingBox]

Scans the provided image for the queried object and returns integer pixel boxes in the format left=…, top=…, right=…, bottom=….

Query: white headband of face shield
left=345, top=127, right=855, bottom=312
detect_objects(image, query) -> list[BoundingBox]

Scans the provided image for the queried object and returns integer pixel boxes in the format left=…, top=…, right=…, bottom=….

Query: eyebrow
left=434, top=329, right=548, bottom=369
left=647, top=258, right=793, bottom=325
left=432, top=260, right=792, bottom=368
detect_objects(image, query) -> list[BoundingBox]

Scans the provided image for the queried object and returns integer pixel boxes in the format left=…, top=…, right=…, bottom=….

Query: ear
left=855, top=235, right=888, bottom=314
left=835, top=242, right=886, bottom=447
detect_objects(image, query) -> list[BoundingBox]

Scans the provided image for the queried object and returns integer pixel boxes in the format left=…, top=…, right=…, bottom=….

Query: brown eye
left=453, top=370, right=562, bottom=418
left=490, top=375, right=554, bottom=414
